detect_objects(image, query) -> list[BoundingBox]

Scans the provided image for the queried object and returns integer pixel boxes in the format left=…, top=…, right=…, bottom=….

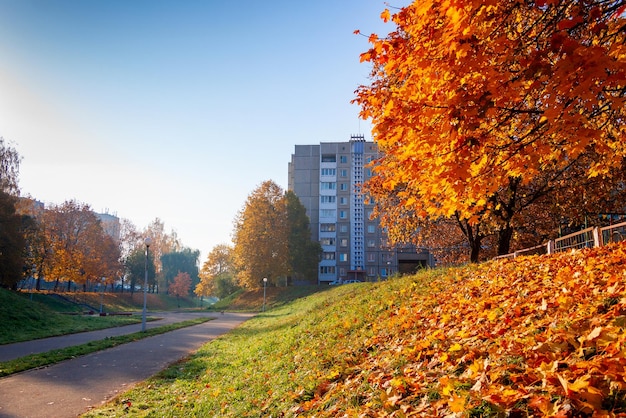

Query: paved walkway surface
left=0, top=312, right=254, bottom=418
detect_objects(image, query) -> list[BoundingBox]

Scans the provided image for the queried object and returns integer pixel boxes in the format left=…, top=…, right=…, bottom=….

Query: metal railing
left=553, top=226, right=598, bottom=252
left=495, top=221, right=626, bottom=259
left=601, top=222, right=626, bottom=245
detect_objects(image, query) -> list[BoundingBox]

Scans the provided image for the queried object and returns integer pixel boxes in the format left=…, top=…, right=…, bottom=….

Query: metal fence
left=495, top=220, right=626, bottom=259
left=553, top=226, right=598, bottom=252
left=601, top=222, right=626, bottom=245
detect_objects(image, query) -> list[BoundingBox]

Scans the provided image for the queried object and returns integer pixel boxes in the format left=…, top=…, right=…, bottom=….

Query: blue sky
left=0, top=0, right=403, bottom=261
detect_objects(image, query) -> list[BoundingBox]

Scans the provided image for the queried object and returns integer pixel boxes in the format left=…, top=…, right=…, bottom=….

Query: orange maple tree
left=169, top=271, right=192, bottom=307
left=42, top=200, right=121, bottom=290
left=355, top=0, right=626, bottom=260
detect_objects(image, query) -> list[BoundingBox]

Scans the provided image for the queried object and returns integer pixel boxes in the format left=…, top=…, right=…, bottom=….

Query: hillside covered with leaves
left=295, top=242, right=626, bottom=416
left=86, top=242, right=626, bottom=417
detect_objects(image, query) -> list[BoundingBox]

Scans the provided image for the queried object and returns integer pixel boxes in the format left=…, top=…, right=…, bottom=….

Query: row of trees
left=355, top=0, right=626, bottom=263
left=195, top=180, right=321, bottom=294
left=0, top=137, right=200, bottom=295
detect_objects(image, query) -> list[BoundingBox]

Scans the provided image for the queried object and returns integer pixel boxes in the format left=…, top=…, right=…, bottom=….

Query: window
left=320, top=209, right=336, bottom=218
left=320, top=223, right=336, bottom=232
left=367, top=239, right=376, bottom=247
left=322, top=252, right=336, bottom=260
left=321, top=154, right=336, bottom=162
left=368, top=267, right=376, bottom=276
left=320, top=238, right=336, bottom=246
left=340, top=238, right=348, bottom=247
left=339, top=253, right=348, bottom=262
left=321, top=182, right=336, bottom=190
left=340, top=155, right=348, bottom=163
left=367, top=224, right=376, bottom=233
left=367, top=253, right=376, bottom=262
left=340, top=183, right=348, bottom=191
left=340, top=169, right=348, bottom=177
left=320, top=195, right=336, bottom=204
left=320, top=266, right=336, bottom=274
left=339, top=210, right=347, bottom=219
left=321, top=168, right=336, bottom=176
left=339, top=224, right=348, bottom=233
left=339, top=197, right=347, bottom=205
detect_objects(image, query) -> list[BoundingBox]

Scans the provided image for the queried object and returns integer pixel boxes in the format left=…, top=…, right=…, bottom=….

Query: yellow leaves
left=358, top=0, right=626, bottom=249
left=440, top=376, right=456, bottom=396
left=448, top=393, right=466, bottom=413
left=293, top=242, right=626, bottom=416
left=448, top=342, right=463, bottom=352
left=380, top=9, right=391, bottom=23
left=486, top=308, right=500, bottom=322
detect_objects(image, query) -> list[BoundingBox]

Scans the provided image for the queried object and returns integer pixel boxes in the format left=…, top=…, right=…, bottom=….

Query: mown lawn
left=0, top=290, right=141, bottom=344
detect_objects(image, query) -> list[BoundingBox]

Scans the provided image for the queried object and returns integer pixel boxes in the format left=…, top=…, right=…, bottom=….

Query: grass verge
left=0, top=288, right=147, bottom=344
left=0, top=317, right=212, bottom=377
left=81, top=279, right=415, bottom=417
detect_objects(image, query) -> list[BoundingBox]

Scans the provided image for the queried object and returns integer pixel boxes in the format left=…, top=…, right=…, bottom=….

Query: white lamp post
left=141, top=237, right=152, bottom=332
left=99, top=277, right=105, bottom=314
left=262, top=277, right=268, bottom=312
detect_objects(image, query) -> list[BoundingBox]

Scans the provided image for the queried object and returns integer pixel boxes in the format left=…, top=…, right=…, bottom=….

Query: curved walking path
left=0, top=312, right=254, bottom=418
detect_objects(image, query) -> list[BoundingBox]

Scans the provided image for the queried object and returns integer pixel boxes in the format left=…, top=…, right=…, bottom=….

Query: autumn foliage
left=294, top=242, right=626, bottom=416
left=355, top=0, right=626, bottom=261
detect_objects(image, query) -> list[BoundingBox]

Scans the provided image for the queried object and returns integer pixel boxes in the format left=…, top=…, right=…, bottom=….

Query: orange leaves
left=295, top=242, right=626, bottom=416
left=557, top=14, right=585, bottom=31
left=356, top=0, right=626, bottom=258
left=380, top=9, right=391, bottom=23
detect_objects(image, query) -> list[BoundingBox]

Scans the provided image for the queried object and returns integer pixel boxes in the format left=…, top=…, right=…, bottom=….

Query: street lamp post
left=99, top=277, right=105, bottom=314
left=262, top=277, right=268, bottom=312
left=141, top=237, right=152, bottom=332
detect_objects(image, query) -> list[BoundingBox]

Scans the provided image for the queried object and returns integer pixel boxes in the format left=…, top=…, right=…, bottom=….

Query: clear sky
left=0, top=0, right=403, bottom=261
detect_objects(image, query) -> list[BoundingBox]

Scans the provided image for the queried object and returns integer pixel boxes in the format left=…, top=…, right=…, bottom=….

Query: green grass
left=208, top=289, right=245, bottom=311
left=0, top=285, right=327, bottom=345
left=208, top=285, right=331, bottom=312
left=81, top=276, right=431, bottom=417
left=0, top=317, right=212, bottom=377
left=0, top=288, right=143, bottom=344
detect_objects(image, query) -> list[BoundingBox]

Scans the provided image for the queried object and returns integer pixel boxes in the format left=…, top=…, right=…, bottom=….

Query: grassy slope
left=0, top=289, right=205, bottom=345
left=211, top=285, right=333, bottom=312
left=83, top=241, right=626, bottom=417
left=0, top=290, right=142, bottom=344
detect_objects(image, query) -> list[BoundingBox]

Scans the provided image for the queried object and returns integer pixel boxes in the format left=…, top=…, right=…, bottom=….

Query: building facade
left=288, top=135, right=432, bottom=284
left=95, top=212, right=121, bottom=242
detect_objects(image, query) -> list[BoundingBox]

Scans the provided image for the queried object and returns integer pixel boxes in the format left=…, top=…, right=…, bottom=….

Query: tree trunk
left=456, top=213, right=483, bottom=263
left=497, top=225, right=514, bottom=256
left=469, top=236, right=482, bottom=263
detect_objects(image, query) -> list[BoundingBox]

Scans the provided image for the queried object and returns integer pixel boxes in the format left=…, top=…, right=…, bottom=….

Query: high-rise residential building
left=288, top=135, right=433, bottom=284
left=95, top=212, right=121, bottom=242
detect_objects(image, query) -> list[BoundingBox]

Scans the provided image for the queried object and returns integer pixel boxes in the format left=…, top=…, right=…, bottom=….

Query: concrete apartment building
left=288, top=135, right=433, bottom=284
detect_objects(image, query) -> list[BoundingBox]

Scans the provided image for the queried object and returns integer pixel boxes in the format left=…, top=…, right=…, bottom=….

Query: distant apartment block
left=288, top=135, right=433, bottom=284
left=95, top=212, right=121, bottom=242
left=18, top=198, right=121, bottom=243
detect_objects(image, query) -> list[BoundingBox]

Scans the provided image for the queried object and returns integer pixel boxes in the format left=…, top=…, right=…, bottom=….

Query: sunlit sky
left=0, top=0, right=405, bottom=261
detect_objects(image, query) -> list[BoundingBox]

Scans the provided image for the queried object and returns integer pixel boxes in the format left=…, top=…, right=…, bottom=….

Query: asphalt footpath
left=0, top=312, right=254, bottom=418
